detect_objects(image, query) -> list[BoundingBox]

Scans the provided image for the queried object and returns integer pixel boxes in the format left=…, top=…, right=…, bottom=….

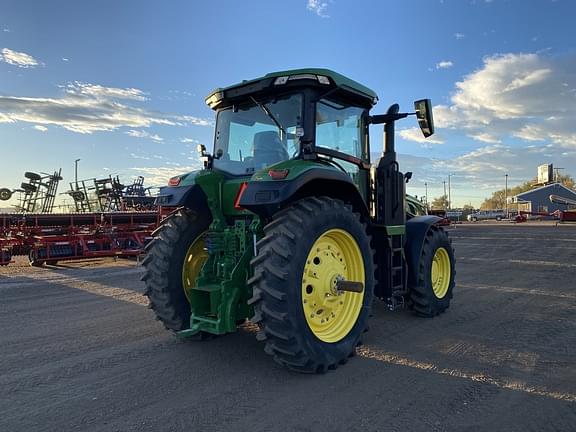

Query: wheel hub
left=431, top=247, right=450, bottom=299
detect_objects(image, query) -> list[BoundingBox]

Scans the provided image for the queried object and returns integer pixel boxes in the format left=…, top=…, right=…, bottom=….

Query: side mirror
left=414, top=99, right=434, bottom=138
left=404, top=172, right=413, bottom=183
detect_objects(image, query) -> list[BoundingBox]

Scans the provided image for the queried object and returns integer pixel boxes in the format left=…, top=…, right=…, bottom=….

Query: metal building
left=511, top=183, right=576, bottom=214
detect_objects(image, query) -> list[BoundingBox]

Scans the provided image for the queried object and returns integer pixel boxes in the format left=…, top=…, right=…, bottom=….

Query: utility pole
left=505, top=173, right=508, bottom=218
left=74, top=159, right=81, bottom=188
left=554, top=167, right=565, bottom=183
left=448, top=174, right=452, bottom=210
left=443, top=180, right=447, bottom=210
left=424, top=182, right=428, bottom=209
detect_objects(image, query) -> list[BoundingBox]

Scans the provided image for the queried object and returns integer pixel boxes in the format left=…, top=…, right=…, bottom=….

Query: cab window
left=315, top=99, right=364, bottom=160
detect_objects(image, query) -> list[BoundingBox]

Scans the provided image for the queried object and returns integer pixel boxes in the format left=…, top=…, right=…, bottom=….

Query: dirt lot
left=1, top=223, right=575, bottom=432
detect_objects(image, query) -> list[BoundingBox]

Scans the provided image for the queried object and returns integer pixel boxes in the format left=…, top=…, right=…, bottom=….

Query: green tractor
left=143, top=69, right=455, bottom=373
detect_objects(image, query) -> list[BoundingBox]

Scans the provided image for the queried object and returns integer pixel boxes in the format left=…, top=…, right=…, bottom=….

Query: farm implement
left=0, top=211, right=158, bottom=266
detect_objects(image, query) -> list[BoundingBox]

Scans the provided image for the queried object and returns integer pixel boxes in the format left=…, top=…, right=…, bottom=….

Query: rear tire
left=249, top=197, right=374, bottom=373
left=141, top=208, right=212, bottom=339
left=410, top=226, right=456, bottom=317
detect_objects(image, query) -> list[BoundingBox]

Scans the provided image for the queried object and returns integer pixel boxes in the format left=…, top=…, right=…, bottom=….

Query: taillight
left=268, top=169, right=289, bottom=180
left=168, top=176, right=181, bottom=186
left=234, top=182, right=248, bottom=210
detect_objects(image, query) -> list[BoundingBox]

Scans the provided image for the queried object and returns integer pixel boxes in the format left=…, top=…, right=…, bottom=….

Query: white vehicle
left=467, top=210, right=506, bottom=222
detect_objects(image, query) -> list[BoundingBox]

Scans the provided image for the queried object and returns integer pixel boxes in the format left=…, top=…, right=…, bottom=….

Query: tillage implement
left=142, top=69, right=456, bottom=373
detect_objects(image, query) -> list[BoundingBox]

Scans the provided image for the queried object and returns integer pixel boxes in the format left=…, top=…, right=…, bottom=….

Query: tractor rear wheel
left=249, top=197, right=374, bottom=373
left=410, top=226, right=455, bottom=316
left=141, top=209, right=212, bottom=338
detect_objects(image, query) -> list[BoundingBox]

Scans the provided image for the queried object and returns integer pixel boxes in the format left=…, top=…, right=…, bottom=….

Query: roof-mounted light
left=205, top=91, right=224, bottom=108
left=274, top=74, right=331, bottom=85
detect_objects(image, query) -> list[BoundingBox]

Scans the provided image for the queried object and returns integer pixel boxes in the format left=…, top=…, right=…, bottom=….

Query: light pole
left=424, top=182, right=428, bottom=209
left=505, top=173, right=508, bottom=218
left=448, top=174, right=452, bottom=210
left=443, top=180, right=447, bottom=210
left=74, top=159, right=81, bottom=188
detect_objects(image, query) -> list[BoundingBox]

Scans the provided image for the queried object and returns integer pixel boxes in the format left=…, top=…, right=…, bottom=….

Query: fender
left=155, top=183, right=210, bottom=215
left=239, top=167, right=369, bottom=218
left=405, top=215, right=442, bottom=286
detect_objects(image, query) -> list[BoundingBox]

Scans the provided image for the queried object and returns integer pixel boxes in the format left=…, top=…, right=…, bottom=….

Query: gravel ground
left=1, top=223, right=575, bottom=432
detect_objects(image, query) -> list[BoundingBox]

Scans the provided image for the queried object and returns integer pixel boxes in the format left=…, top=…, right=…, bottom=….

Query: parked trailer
left=549, top=194, right=576, bottom=223
left=0, top=211, right=158, bottom=266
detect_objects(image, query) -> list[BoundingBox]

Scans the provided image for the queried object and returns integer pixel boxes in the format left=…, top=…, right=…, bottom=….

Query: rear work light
left=273, top=75, right=330, bottom=85
left=234, top=182, right=249, bottom=210
left=168, top=176, right=181, bottom=186
left=268, top=169, right=290, bottom=180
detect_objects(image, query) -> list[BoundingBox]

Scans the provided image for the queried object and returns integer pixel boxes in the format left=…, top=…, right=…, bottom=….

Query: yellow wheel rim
left=301, top=229, right=365, bottom=343
left=431, top=247, right=451, bottom=299
left=181, top=234, right=208, bottom=302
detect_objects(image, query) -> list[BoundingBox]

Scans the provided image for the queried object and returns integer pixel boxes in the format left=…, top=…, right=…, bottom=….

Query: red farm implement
left=0, top=211, right=158, bottom=266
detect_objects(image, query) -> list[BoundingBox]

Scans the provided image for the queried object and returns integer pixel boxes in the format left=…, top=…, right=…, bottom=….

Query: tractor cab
left=204, top=69, right=376, bottom=181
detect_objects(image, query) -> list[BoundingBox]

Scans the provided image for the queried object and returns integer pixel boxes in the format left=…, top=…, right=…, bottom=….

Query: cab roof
left=205, top=68, right=378, bottom=109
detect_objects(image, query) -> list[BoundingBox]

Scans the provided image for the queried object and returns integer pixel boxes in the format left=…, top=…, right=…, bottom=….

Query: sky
left=0, top=0, right=575, bottom=207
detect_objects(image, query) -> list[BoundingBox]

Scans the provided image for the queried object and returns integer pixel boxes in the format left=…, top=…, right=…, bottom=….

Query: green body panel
left=178, top=169, right=203, bottom=187
left=250, top=159, right=340, bottom=182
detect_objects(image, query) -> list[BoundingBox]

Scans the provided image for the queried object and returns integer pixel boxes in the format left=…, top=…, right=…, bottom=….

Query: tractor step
left=191, top=283, right=221, bottom=292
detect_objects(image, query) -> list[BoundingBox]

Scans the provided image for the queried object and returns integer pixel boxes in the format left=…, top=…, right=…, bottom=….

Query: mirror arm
left=368, top=112, right=411, bottom=125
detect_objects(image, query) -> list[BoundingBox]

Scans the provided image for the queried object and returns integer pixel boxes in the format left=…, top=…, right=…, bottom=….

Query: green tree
left=431, top=195, right=448, bottom=210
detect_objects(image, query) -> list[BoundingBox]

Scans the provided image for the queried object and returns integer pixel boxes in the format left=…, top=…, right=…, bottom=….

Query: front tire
left=141, top=209, right=211, bottom=336
left=410, top=226, right=456, bottom=316
left=249, top=197, right=374, bottom=373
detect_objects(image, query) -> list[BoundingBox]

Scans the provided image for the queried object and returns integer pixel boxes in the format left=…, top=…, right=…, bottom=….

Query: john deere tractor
left=143, top=69, right=456, bottom=373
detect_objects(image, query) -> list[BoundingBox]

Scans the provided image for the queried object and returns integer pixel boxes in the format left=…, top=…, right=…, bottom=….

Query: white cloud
left=454, top=33, right=465, bottom=40
left=129, top=153, right=151, bottom=160
left=181, top=137, right=200, bottom=143
left=399, top=127, right=444, bottom=145
left=126, top=129, right=163, bottom=142
left=131, top=164, right=202, bottom=187
left=63, top=81, right=148, bottom=101
left=0, top=48, right=41, bottom=68
left=307, top=0, right=330, bottom=17
left=2, top=28, right=10, bottom=33
left=62, top=57, right=69, bottom=62
left=0, top=82, right=213, bottom=134
left=468, top=132, right=501, bottom=143
left=33, top=125, right=48, bottom=132
left=434, top=52, right=576, bottom=148
left=436, top=60, right=454, bottom=69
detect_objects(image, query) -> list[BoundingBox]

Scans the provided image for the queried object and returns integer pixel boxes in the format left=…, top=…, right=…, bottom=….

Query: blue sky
left=1, top=0, right=575, bottom=207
